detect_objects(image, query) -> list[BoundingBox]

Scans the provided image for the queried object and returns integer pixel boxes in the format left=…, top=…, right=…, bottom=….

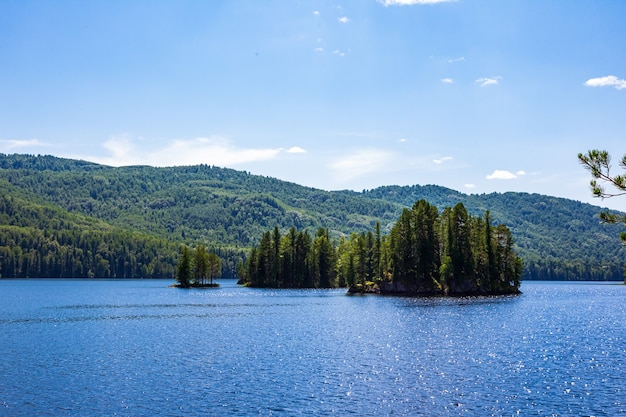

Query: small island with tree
left=240, top=200, right=522, bottom=296
left=174, top=244, right=222, bottom=288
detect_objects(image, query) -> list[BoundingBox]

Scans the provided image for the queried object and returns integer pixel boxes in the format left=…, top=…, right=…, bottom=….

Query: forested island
left=173, top=244, right=221, bottom=288
left=241, top=200, right=522, bottom=296
left=0, top=154, right=623, bottom=281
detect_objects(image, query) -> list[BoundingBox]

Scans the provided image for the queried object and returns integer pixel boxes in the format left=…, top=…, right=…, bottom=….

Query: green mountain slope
left=0, top=154, right=623, bottom=280
left=0, top=180, right=180, bottom=278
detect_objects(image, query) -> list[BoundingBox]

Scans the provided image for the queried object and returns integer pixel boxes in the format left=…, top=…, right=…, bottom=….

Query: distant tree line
left=0, top=225, right=177, bottom=278
left=0, top=190, right=241, bottom=279
left=241, top=200, right=522, bottom=295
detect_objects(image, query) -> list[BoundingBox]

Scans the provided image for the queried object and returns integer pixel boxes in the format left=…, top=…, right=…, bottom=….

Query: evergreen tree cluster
left=175, top=244, right=222, bottom=287
left=0, top=192, right=178, bottom=278
left=0, top=225, right=177, bottom=279
left=242, top=227, right=336, bottom=288
left=242, top=200, right=523, bottom=295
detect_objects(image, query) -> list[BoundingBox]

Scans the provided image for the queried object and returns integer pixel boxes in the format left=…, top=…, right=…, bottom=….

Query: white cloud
left=476, top=76, right=502, bottom=87
left=441, top=78, right=454, bottom=84
left=399, top=138, right=408, bottom=143
left=486, top=170, right=518, bottom=180
left=333, top=50, right=346, bottom=57
left=314, top=47, right=324, bottom=52
left=313, top=10, right=320, bottom=16
left=464, top=183, right=476, bottom=189
left=88, top=136, right=287, bottom=168
left=447, top=57, right=465, bottom=63
left=516, top=170, right=526, bottom=176
left=584, top=75, right=626, bottom=90
left=433, top=156, right=453, bottom=164
left=338, top=16, right=350, bottom=23
left=0, top=139, right=48, bottom=150
left=286, top=146, right=307, bottom=154
left=379, top=0, right=456, bottom=5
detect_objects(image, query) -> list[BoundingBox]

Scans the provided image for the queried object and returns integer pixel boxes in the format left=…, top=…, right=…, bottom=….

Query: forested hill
left=0, top=153, right=624, bottom=281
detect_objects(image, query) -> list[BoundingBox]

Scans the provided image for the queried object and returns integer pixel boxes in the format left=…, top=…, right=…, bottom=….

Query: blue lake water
left=1, top=279, right=625, bottom=416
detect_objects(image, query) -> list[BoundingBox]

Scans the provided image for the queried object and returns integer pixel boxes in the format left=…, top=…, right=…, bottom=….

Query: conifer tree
left=176, top=245, right=192, bottom=287
left=256, top=231, right=273, bottom=287
left=313, top=228, right=334, bottom=288
left=412, top=200, right=440, bottom=290
left=193, top=244, right=209, bottom=285
left=374, top=221, right=382, bottom=282
left=484, top=211, right=496, bottom=290
left=448, top=203, right=475, bottom=289
left=272, top=227, right=281, bottom=287
left=390, top=208, right=414, bottom=285
left=295, top=230, right=312, bottom=287
left=207, top=252, right=221, bottom=285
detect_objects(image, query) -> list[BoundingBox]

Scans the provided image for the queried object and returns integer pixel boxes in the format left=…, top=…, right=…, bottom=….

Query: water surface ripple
left=0, top=280, right=624, bottom=416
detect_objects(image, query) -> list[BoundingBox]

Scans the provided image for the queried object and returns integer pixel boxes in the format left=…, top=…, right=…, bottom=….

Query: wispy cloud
left=441, top=78, right=454, bottom=84
left=328, top=147, right=447, bottom=185
left=333, top=50, right=346, bottom=57
left=0, top=139, right=48, bottom=150
left=486, top=169, right=526, bottom=180
left=378, top=0, right=456, bottom=5
left=476, top=76, right=502, bottom=87
left=447, top=57, right=465, bottom=63
left=87, top=136, right=292, bottom=168
left=433, top=156, right=453, bottom=164
left=330, top=148, right=396, bottom=182
left=464, top=183, right=476, bottom=189
left=314, top=37, right=324, bottom=52
left=584, top=75, right=626, bottom=90
left=313, top=10, right=320, bottom=16
left=338, top=16, right=350, bottom=23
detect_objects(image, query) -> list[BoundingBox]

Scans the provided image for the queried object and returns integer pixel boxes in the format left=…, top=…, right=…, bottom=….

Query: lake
left=1, top=280, right=625, bottom=416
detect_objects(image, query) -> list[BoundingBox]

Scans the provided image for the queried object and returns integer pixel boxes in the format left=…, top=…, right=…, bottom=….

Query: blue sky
left=2, top=0, right=626, bottom=210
